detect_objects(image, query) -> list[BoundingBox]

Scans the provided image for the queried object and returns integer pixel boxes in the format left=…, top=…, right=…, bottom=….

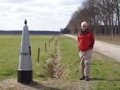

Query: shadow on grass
left=90, top=78, right=120, bottom=81
left=107, top=79, right=120, bottom=81
left=90, top=78, right=105, bottom=81
left=25, top=81, right=60, bottom=90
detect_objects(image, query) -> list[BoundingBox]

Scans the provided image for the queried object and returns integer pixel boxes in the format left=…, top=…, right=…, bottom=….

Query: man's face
left=81, top=23, right=88, bottom=31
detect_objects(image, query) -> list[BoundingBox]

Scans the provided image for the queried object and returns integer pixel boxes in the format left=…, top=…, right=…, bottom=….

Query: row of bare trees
left=66, top=0, right=120, bottom=36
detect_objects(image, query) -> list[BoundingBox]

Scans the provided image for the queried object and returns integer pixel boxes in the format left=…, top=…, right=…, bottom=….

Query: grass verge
left=59, top=35, right=120, bottom=90
left=90, top=51, right=120, bottom=90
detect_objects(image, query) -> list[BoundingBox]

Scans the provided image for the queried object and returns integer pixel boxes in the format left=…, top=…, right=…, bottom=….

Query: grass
left=0, top=35, right=120, bottom=90
left=0, top=35, right=56, bottom=80
left=0, top=35, right=20, bottom=79
left=59, top=36, right=80, bottom=79
left=59, top=35, right=120, bottom=90
left=90, top=51, right=120, bottom=90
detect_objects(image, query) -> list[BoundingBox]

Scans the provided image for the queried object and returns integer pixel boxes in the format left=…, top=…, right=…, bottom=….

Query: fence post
left=37, top=48, right=40, bottom=63
left=49, top=40, right=50, bottom=47
left=45, top=43, right=47, bottom=53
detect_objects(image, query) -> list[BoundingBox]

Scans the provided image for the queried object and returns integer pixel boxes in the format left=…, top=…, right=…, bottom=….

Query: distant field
left=0, top=35, right=56, bottom=80
left=95, top=35, right=120, bottom=45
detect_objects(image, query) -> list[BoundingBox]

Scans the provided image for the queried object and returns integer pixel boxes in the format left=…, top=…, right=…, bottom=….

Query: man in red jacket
left=77, top=21, right=95, bottom=81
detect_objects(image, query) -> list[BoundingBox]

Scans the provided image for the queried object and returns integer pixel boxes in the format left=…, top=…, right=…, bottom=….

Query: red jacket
left=77, top=28, right=95, bottom=51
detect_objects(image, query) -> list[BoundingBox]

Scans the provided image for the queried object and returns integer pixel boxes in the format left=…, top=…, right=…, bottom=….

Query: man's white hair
left=81, top=21, right=88, bottom=27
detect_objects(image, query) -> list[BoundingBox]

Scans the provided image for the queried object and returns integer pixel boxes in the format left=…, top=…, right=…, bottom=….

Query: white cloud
left=0, top=0, right=84, bottom=31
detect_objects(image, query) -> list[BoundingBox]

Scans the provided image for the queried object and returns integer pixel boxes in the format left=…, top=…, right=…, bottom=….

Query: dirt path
left=65, top=34, right=120, bottom=62
left=0, top=78, right=91, bottom=90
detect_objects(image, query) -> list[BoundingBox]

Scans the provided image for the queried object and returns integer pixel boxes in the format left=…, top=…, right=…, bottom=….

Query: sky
left=0, top=0, right=84, bottom=31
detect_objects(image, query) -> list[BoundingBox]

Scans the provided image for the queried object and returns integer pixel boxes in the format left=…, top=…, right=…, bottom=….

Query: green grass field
left=0, top=35, right=56, bottom=80
left=0, top=35, right=120, bottom=90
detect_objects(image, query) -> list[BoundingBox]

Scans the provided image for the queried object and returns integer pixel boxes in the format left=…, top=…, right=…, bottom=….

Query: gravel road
left=65, top=34, right=120, bottom=62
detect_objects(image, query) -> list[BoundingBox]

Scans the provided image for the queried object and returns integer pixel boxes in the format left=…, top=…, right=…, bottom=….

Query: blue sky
left=0, top=0, right=84, bottom=31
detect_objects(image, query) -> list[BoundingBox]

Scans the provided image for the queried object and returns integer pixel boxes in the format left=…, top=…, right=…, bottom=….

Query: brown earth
left=0, top=78, right=91, bottom=90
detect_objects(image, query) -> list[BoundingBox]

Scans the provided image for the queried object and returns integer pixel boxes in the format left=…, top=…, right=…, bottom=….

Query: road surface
left=65, top=34, right=120, bottom=62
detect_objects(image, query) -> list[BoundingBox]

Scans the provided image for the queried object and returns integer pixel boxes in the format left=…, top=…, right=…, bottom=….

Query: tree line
left=61, top=0, right=120, bottom=36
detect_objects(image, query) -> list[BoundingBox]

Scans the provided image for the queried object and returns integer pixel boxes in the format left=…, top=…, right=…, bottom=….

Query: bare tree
left=67, top=0, right=120, bottom=35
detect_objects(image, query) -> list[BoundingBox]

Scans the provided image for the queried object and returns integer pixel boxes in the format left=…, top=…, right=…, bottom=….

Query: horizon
left=0, top=29, right=60, bottom=32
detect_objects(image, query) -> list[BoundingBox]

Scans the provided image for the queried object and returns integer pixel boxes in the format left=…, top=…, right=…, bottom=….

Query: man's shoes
left=80, top=76, right=85, bottom=80
left=80, top=76, right=90, bottom=81
left=85, top=76, right=90, bottom=81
